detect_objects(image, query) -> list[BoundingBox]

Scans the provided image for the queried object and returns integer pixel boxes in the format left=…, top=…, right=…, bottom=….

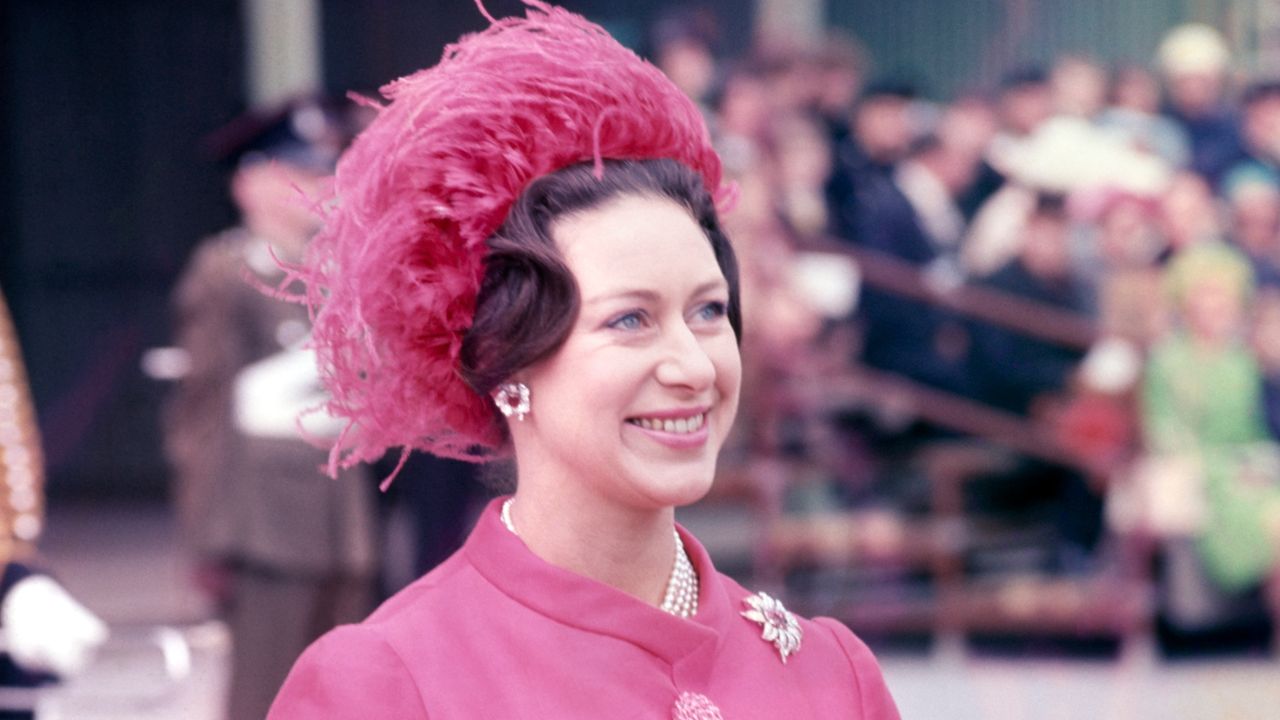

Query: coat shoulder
left=809, top=617, right=901, bottom=719
left=268, top=623, right=430, bottom=719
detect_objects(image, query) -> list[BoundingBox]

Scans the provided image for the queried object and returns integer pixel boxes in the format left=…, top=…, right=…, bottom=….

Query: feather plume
left=301, top=1, right=723, bottom=476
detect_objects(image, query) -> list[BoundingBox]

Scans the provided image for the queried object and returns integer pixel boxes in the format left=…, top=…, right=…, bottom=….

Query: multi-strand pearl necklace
left=660, top=528, right=698, bottom=618
left=500, top=498, right=698, bottom=618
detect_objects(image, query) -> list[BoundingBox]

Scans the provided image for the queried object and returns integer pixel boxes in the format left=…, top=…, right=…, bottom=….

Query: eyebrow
left=584, top=278, right=729, bottom=306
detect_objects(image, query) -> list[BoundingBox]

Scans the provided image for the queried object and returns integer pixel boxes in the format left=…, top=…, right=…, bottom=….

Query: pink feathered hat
left=302, top=0, right=726, bottom=478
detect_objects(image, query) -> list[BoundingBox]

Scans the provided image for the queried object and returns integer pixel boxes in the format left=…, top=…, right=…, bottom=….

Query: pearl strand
left=660, top=530, right=698, bottom=618
left=500, top=498, right=698, bottom=618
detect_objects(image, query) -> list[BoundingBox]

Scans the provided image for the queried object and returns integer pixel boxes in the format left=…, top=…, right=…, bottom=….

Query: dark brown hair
left=460, top=158, right=741, bottom=403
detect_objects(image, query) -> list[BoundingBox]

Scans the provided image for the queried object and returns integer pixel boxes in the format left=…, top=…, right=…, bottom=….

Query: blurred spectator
left=716, top=122, right=826, bottom=467
left=1097, top=65, right=1191, bottom=168
left=1086, top=189, right=1168, bottom=346
left=964, top=195, right=1105, bottom=571
left=944, top=95, right=1004, bottom=219
left=825, top=81, right=920, bottom=243
left=651, top=6, right=720, bottom=112
left=894, top=135, right=977, bottom=263
left=847, top=133, right=974, bottom=396
left=852, top=81, right=921, bottom=170
left=1137, top=243, right=1280, bottom=625
left=164, top=99, right=376, bottom=720
left=1060, top=191, right=1164, bottom=475
left=968, top=67, right=1091, bottom=278
left=1050, top=55, right=1108, bottom=119
left=725, top=164, right=823, bottom=356
left=1060, top=337, right=1143, bottom=475
left=1238, top=81, right=1280, bottom=165
left=1222, top=164, right=1280, bottom=285
left=714, top=84, right=827, bottom=358
left=1221, top=80, right=1280, bottom=225
left=1157, top=23, right=1243, bottom=189
left=988, top=66, right=1053, bottom=174
left=968, top=193, right=1091, bottom=415
left=714, top=60, right=772, bottom=175
left=770, top=111, right=835, bottom=239
left=809, top=31, right=868, bottom=146
left=1159, top=170, right=1222, bottom=255
left=940, top=95, right=1000, bottom=162
left=1251, top=287, right=1280, bottom=439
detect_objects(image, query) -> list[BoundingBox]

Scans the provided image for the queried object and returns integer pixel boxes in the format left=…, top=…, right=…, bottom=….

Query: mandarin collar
left=465, top=497, right=731, bottom=667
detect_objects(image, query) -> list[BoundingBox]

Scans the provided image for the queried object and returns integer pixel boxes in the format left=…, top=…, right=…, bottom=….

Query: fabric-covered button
left=672, top=691, right=724, bottom=720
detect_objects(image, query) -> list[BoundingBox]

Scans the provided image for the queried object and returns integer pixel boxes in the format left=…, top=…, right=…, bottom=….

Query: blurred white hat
left=1157, top=23, right=1230, bottom=76
left=998, top=116, right=1172, bottom=195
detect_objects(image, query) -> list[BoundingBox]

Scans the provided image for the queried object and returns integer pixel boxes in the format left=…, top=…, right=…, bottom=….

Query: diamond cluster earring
left=492, top=382, right=530, bottom=421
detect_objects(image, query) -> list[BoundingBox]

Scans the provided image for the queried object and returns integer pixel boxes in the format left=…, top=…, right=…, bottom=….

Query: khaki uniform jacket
left=165, top=230, right=374, bottom=576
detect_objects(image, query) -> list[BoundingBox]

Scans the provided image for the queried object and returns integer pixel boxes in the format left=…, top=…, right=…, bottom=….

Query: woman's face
left=1183, top=276, right=1242, bottom=344
left=514, top=193, right=741, bottom=513
left=1161, top=172, right=1219, bottom=248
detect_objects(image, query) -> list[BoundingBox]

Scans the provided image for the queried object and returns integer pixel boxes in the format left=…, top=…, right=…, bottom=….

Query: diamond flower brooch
left=741, top=591, right=802, bottom=663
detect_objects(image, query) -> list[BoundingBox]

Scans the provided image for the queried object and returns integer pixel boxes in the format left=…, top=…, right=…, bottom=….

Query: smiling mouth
left=626, top=413, right=706, bottom=434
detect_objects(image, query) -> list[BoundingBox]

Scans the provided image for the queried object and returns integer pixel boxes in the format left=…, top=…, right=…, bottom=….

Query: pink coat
left=269, top=499, right=901, bottom=719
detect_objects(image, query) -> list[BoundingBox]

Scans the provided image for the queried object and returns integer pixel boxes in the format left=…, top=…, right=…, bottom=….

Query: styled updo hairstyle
left=460, top=158, right=742, bottom=416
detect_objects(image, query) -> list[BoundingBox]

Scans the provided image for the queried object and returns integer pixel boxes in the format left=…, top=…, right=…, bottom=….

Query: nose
left=654, top=321, right=716, bottom=391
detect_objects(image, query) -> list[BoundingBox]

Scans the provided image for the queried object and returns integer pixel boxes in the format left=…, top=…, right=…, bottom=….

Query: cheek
left=538, top=348, right=647, bottom=427
left=711, top=339, right=743, bottom=413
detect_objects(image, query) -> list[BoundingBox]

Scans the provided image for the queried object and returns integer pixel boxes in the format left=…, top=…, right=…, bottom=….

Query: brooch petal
left=741, top=591, right=803, bottom=663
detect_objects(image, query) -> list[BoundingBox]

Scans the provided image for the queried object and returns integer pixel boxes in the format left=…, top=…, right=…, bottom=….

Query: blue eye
left=607, top=311, right=645, bottom=330
left=696, top=301, right=728, bottom=321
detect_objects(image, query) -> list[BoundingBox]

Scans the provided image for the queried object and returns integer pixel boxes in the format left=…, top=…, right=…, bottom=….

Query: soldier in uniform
left=164, top=100, right=376, bottom=720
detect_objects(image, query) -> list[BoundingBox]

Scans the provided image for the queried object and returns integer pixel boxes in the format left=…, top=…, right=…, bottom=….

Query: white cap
left=1158, top=23, right=1230, bottom=77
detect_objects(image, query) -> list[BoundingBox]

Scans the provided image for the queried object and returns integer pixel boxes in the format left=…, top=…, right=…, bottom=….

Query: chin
left=667, top=473, right=717, bottom=508
left=623, top=455, right=720, bottom=510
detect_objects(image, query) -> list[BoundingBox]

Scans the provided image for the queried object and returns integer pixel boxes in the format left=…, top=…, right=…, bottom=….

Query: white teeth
left=630, top=413, right=705, bottom=434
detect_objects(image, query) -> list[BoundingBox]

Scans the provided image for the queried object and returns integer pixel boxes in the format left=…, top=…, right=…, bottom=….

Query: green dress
left=1142, top=332, right=1280, bottom=591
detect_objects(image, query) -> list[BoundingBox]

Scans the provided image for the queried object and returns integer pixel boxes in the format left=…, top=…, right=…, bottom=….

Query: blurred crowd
left=652, top=18, right=1280, bottom=644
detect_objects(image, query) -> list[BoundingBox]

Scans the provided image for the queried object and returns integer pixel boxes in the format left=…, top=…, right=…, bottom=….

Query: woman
left=268, top=3, right=900, bottom=718
left=1140, top=243, right=1280, bottom=621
